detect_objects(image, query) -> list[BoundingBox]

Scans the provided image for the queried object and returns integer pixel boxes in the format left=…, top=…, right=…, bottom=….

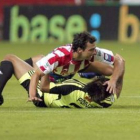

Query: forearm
left=85, top=61, right=113, bottom=76
left=110, top=54, right=125, bottom=83
left=100, top=54, right=125, bottom=94
left=29, top=73, right=40, bottom=98
left=115, top=54, right=125, bottom=97
left=116, top=74, right=124, bottom=98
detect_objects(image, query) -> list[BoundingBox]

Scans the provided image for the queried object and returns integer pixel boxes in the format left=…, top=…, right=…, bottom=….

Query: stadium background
left=0, top=0, right=140, bottom=140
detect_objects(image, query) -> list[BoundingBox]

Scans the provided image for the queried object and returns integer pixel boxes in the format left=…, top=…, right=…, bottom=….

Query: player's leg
left=0, top=54, right=35, bottom=105
left=24, top=55, right=44, bottom=69
left=0, top=61, right=14, bottom=105
left=4, top=54, right=47, bottom=107
left=3, top=54, right=34, bottom=80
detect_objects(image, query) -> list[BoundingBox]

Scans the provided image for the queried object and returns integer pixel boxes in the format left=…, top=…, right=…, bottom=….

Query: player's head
left=72, top=32, right=97, bottom=60
left=72, top=31, right=96, bottom=50
left=85, top=77, right=116, bottom=108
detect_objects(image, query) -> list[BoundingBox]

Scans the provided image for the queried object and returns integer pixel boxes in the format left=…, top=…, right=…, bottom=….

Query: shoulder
left=53, top=44, right=72, bottom=56
left=96, top=47, right=113, bottom=56
left=95, top=47, right=114, bottom=64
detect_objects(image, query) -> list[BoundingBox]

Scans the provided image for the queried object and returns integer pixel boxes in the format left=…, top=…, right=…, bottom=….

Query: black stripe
left=70, top=103, right=82, bottom=108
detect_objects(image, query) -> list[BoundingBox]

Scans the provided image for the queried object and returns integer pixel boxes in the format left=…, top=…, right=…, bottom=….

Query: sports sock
left=24, top=58, right=33, bottom=67
left=0, top=61, right=14, bottom=95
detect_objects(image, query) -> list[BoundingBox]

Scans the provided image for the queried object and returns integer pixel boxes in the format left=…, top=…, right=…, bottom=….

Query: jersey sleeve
left=36, top=52, right=59, bottom=75
left=94, top=47, right=115, bottom=65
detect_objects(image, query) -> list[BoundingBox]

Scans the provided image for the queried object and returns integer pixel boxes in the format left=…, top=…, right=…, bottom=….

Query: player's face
left=81, top=42, right=96, bottom=60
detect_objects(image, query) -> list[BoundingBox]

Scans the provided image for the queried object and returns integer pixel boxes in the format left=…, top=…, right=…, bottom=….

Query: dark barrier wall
left=3, top=5, right=140, bottom=43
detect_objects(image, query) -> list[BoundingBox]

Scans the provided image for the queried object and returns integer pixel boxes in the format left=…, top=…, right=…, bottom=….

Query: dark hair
left=84, top=77, right=111, bottom=107
left=72, top=31, right=96, bottom=52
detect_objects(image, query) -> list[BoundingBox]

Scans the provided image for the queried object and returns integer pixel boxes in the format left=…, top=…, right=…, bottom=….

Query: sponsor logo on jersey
left=45, top=62, right=50, bottom=67
left=104, top=53, right=113, bottom=62
left=77, top=98, right=92, bottom=108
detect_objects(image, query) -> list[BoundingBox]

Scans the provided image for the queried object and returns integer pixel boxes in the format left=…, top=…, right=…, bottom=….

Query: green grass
left=0, top=41, right=140, bottom=140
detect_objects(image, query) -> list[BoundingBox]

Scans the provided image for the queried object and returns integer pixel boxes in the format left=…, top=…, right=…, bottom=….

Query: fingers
left=27, top=97, right=42, bottom=102
left=107, top=85, right=116, bottom=94
left=103, top=81, right=108, bottom=86
left=103, top=81, right=116, bottom=94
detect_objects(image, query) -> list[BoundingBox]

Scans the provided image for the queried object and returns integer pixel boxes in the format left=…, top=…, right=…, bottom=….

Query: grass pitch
left=0, top=41, right=140, bottom=140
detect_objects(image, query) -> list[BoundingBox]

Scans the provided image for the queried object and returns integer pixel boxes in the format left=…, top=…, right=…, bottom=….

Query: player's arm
left=40, top=74, right=50, bottom=92
left=84, top=61, right=113, bottom=76
left=28, top=68, right=45, bottom=101
left=104, top=54, right=125, bottom=94
left=96, top=48, right=125, bottom=94
left=28, top=50, right=61, bottom=101
left=116, top=72, right=124, bottom=98
left=114, top=55, right=125, bottom=98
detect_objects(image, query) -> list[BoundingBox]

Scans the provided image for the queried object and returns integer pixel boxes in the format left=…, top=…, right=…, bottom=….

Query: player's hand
left=27, top=96, right=42, bottom=102
left=103, top=79, right=116, bottom=94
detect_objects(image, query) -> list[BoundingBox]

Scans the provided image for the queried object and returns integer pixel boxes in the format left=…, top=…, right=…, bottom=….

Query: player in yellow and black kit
left=20, top=71, right=117, bottom=108
left=0, top=54, right=124, bottom=107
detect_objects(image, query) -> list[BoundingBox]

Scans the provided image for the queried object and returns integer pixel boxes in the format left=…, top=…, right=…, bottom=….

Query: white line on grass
left=4, top=95, right=140, bottom=100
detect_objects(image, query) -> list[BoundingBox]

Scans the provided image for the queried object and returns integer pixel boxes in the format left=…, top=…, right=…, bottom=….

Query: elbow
left=40, top=86, right=46, bottom=92
left=40, top=86, right=49, bottom=93
left=116, top=54, right=125, bottom=74
left=115, top=54, right=125, bottom=66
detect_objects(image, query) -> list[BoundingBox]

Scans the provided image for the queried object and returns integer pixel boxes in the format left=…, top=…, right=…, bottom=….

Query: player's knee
left=32, top=55, right=44, bottom=63
left=3, top=54, right=17, bottom=62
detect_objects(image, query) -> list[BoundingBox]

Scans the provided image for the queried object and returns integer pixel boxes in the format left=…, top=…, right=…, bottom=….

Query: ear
left=77, top=47, right=83, bottom=53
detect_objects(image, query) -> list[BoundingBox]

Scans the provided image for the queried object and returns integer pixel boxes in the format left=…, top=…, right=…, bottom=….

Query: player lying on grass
left=0, top=54, right=125, bottom=108
left=22, top=31, right=124, bottom=103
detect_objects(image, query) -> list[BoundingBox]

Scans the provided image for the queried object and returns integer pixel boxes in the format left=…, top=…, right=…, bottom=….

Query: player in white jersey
left=24, top=31, right=124, bottom=103
left=35, top=46, right=114, bottom=81
left=24, top=46, right=114, bottom=81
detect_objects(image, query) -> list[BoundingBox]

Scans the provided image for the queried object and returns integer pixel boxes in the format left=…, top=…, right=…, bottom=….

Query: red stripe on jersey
left=111, top=56, right=114, bottom=62
left=52, top=47, right=72, bottom=67
left=40, top=66, right=46, bottom=72
left=48, top=55, right=58, bottom=65
left=57, top=47, right=70, bottom=55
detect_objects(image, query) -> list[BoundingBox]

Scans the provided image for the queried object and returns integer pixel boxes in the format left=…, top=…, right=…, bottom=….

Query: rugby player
left=27, top=31, right=124, bottom=102
left=0, top=54, right=125, bottom=108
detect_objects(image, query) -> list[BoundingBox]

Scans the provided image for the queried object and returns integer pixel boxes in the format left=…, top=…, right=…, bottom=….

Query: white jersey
left=95, top=47, right=114, bottom=65
left=36, top=44, right=114, bottom=76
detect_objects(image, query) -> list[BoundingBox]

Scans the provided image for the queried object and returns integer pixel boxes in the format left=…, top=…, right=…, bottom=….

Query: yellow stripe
left=19, top=70, right=34, bottom=84
left=50, top=82, right=56, bottom=89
